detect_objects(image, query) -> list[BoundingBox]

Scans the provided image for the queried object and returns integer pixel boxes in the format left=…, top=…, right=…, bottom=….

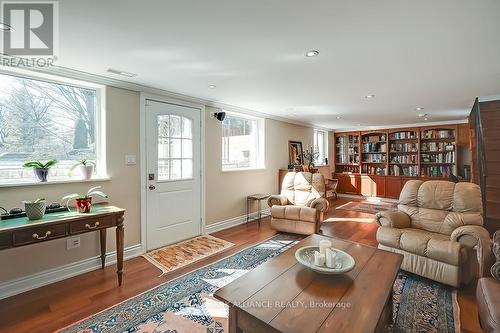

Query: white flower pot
left=78, top=165, right=94, bottom=180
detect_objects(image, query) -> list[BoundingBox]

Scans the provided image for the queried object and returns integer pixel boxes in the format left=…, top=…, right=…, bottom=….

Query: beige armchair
left=375, top=180, right=490, bottom=287
left=267, top=172, right=329, bottom=235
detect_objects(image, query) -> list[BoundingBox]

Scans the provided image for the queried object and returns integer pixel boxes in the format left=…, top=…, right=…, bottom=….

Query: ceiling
left=54, top=0, right=500, bottom=129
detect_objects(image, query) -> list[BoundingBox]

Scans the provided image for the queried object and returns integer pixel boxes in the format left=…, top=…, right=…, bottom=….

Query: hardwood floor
left=0, top=197, right=482, bottom=333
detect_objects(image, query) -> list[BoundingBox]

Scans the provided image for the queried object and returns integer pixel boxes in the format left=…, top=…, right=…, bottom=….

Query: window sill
left=0, top=176, right=111, bottom=188
left=221, top=167, right=266, bottom=173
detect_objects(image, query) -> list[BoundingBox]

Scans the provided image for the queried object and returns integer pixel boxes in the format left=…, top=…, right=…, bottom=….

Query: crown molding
left=334, top=119, right=467, bottom=133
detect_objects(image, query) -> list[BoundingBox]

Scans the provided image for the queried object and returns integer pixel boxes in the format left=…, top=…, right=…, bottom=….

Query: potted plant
left=302, top=146, right=319, bottom=172
left=62, top=186, right=108, bottom=213
left=70, top=159, right=95, bottom=180
left=23, top=198, right=46, bottom=220
left=22, top=160, right=58, bottom=182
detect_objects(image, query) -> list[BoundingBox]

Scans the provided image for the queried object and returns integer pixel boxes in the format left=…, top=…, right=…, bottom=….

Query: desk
left=0, top=205, right=126, bottom=285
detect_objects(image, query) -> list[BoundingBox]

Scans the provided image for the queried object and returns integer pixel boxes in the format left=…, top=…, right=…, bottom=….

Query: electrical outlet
left=67, top=237, right=81, bottom=250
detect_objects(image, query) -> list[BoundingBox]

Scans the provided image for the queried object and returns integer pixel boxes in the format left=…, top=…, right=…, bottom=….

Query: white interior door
left=146, top=100, right=201, bottom=250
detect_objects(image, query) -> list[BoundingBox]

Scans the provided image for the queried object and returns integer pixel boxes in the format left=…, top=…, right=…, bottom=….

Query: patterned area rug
left=143, top=235, right=235, bottom=274
left=390, top=271, right=460, bottom=333
left=58, top=234, right=301, bottom=333
left=336, top=200, right=397, bottom=214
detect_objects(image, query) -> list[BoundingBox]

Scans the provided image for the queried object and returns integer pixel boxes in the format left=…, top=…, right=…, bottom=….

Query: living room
left=0, top=1, right=499, bottom=332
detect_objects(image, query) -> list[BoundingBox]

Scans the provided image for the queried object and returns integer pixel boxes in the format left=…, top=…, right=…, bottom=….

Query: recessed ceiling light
left=305, top=50, right=319, bottom=57
left=418, top=113, right=428, bottom=118
left=424, top=117, right=428, bottom=121
left=0, top=22, right=13, bottom=31
left=365, top=94, right=375, bottom=99
left=107, top=68, right=137, bottom=77
left=336, top=116, right=342, bottom=119
left=416, top=107, right=424, bottom=111
left=208, top=84, right=216, bottom=89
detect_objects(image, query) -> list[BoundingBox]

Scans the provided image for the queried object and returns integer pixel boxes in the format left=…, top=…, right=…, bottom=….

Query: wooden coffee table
left=214, top=234, right=403, bottom=333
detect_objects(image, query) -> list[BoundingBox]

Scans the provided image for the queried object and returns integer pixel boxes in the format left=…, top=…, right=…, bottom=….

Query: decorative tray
left=295, top=246, right=355, bottom=274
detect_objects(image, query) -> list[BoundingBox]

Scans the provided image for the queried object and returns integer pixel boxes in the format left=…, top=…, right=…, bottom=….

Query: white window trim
left=221, top=111, right=266, bottom=172
left=314, top=129, right=328, bottom=166
left=0, top=69, right=107, bottom=186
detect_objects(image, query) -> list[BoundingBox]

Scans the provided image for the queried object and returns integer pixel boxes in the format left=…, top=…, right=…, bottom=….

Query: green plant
left=22, top=160, right=58, bottom=169
left=302, top=147, right=319, bottom=168
left=69, top=159, right=95, bottom=172
left=62, top=186, right=108, bottom=203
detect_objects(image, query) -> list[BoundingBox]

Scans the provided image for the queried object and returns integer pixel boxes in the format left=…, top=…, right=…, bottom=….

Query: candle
left=314, top=251, right=325, bottom=266
left=325, top=248, right=337, bottom=268
left=319, top=240, right=332, bottom=255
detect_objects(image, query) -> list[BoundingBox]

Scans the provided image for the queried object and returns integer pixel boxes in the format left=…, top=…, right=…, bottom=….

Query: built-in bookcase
left=388, top=129, right=419, bottom=177
left=361, top=131, right=387, bottom=175
left=420, top=127, right=457, bottom=177
left=334, top=125, right=460, bottom=179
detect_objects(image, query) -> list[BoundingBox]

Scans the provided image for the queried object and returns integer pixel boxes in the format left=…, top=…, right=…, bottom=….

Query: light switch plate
left=67, top=237, right=81, bottom=250
left=125, top=154, right=136, bottom=165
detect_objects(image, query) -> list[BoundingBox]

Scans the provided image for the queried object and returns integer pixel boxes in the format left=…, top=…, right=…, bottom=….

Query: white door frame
left=140, top=92, right=206, bottom=253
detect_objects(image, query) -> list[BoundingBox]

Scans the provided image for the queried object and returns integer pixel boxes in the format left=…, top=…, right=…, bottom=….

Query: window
left=222, top=112, right=264, bottom=170
left=0, top=72, right=103, bottom=183
left=157, top=115, right=193, bottom=180
left=314, top=129, right=328, bottom=165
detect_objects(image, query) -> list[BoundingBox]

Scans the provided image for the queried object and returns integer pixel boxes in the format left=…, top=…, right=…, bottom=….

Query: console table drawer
left=70, top=216, right=114, bottom=234
left=13, top=224, right=67, bottom=246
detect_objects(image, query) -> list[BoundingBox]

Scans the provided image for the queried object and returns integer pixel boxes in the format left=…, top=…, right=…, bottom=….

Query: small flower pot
left=75, top=197, right=92, bottom=213
left=24, top=201, right=46, bottom=220
left=33, top=168, right=49, bottom=182
left=77, top=165, right=94, bottom=180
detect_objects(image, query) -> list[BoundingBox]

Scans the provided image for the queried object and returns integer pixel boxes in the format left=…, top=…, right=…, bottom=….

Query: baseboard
left=205, top=208, right=271, bottom=234
left=0, top=244, right=143, bottom=300
left=337, top=193, right=398, bottom=203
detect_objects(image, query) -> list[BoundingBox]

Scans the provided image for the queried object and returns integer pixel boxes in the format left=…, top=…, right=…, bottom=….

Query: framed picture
left=288, top=140, right=303, bottom=165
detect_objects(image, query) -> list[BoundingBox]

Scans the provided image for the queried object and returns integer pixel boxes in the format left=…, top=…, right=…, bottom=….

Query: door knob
left=148, top=185, right=156, bottom=190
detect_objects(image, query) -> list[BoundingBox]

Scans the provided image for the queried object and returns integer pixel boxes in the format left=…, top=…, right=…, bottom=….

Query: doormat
left=142, top=234, right=234, bottom=274
left=336, top=200, right=397, bottom=214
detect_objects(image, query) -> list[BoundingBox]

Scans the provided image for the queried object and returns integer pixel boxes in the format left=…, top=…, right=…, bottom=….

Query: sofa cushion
left=377, top=227, right=463, bottom=266
left=271, top=205, right=317, bottom=223
left=477, top=277, right=500, bottom=333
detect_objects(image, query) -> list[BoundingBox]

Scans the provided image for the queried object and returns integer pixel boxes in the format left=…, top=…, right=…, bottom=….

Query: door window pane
left=156, top=115, right=194, bottom=180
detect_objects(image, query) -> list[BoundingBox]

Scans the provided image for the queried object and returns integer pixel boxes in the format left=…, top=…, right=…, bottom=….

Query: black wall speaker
left=213, top=112, right=226, bottom=122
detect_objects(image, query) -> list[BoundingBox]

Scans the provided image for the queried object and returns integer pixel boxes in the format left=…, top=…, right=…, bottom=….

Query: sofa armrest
left=375, top=210, right=411, bottom=228
left=308, top=197, right=329, bottom=212
left=450, top=225, right=491, bottom=249
left=267, top=195, right=288, bottom=207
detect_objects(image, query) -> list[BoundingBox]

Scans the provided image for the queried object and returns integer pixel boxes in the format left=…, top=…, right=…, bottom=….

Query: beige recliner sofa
left=267, top=172, right=329, bottom=235
left=376, top=180, right=490, bottom=287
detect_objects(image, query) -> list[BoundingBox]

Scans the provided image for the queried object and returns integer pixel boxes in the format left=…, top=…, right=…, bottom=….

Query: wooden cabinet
left=457, top=123, right=469, bottom=146
left=336, top=174, right=361, bottom=195
left=385, top=176, right=403, bottom=199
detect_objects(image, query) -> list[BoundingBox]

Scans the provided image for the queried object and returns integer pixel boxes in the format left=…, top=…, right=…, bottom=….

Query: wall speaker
left=212, top=112, right=226, bottom=122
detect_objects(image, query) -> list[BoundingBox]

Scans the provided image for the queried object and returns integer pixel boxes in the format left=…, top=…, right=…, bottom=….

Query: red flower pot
left=75, top=197, right=92, bottom=213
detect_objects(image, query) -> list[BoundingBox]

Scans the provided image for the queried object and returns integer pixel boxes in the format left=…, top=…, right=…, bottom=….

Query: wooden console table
left=0, top=205, right=126, bottom=285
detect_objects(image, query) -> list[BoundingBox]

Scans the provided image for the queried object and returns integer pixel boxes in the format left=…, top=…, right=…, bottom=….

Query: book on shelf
left=390, top=154, right=417, bottom=164
left=421, top=142, right=455, bottom=152
left=421, top=151, right=455, bottom=163
left=362, top=164, right=386, bottom=175
left=390, top=143, right=417, bottom=152
left=421, top=129, right=455, bottom=139
left=390, top=131, right=417, bottom=140
left=421, top=165, right=453, bottom=177
left=390, top=165, right=418, bottom=177
left=363, top=153, right=386, bottom=163
left=362, top=142, right=386, bottom=153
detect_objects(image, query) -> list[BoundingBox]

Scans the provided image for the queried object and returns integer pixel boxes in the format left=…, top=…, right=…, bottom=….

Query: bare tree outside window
left=0, top=73, right=98, bottom=181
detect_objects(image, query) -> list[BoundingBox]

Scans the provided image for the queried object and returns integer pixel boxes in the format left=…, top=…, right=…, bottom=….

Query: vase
left=77, top=165, right=94, bottom=180
left=24, top=201, right=46, bottom=220
left=75, top=197, right=92, bottom=213
left=33, top=168, right=49, bottom=182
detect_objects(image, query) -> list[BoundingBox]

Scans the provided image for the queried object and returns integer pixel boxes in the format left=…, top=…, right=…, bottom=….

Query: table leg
left=228, top=305, right=243, bottom=333
left=246, top=197, right=249, bottom=225
left=258, top=199, right=262, bottom=229
left=99, top=229, right=107, bottom=269
left=116, top=216, right=124, bottom=286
